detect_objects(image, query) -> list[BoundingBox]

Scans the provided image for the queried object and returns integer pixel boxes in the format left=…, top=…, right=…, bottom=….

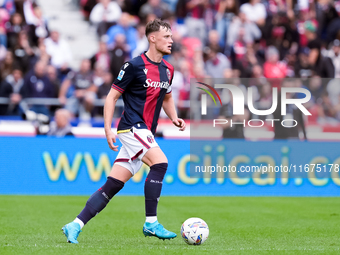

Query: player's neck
left=145, top=50, right=163, bottom=63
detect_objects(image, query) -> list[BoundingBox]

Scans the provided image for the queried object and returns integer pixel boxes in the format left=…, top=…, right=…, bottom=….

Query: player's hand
left=106, top=130, right=119, bottom=151
left=172, top=118, right=186, bottom=131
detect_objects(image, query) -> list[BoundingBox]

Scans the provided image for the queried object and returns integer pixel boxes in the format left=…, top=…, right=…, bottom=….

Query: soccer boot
left=62, top=222, right=82, bottom=244
left=143, top=221, right=177, bottom=240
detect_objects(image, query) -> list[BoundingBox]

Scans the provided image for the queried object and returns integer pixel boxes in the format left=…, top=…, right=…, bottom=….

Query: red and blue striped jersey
left=111, top=53, right=174, bottom=135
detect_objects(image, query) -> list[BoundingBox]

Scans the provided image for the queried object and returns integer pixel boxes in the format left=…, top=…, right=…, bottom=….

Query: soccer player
left=62, top=19, right=186, bottom=244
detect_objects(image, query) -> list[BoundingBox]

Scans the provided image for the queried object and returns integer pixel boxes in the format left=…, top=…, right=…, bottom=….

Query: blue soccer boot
left=62, top=222, right=82, bottom=244
left=143, top=221, right=177, bottom=240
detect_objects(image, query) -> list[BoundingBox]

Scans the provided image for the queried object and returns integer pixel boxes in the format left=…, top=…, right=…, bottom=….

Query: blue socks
left=144, top=163, right=168, bottom=217
left=77, top=177, right=124, bottom=225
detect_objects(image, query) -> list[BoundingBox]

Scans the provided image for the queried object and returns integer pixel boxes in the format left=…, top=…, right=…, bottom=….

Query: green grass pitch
left=0, top=196, right=339, bottom=254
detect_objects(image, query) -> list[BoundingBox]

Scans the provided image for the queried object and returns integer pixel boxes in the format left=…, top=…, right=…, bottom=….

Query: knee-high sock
left=144, top=163, right=168, bottom=217
left=77, top=177, right=124, bottom=225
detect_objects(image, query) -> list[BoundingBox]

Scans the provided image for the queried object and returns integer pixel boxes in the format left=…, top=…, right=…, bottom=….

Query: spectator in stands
left=59, top=59, right=96, bottom=119
left=93, top=63, right=105, bottom=87
left=235, top=43, right=260, bottom=78
left=46, top=65, right=60, bottom=98
left=14, top=0, right=37, bottom=25
left=110, top=34, right=129, bottom=78
left=44, top=30, right=73, bottom=75
left=227, top=12, right=261, bottom=48
left=106, top=12, right=137, bottom=55
left=47, top=108, right=74, bottom=137
left=132, top=23, right=148, bottom=58
left=21, top=60, right=55, bottom=115
left=263, top=46, right=287, bottom=79
left=206, top=30, right=223, bottom=53
left=177, top=60, right=191, bottom=119
left=215, top=0, right=239, bottom=49
left=304, top=20, right=334, bottom=79
left=0, top=8, right=10, bottom=47
left=1, top=50, right=14, bottom=81
left=294, top=47, right=312, bottom=81
left=184, top=0, right=209, bottom=43
left=139, top=0, right=172, bottom=22
left=1, top=0, right=16, bottom=15
left=284, top=49, right=297, bottom=77
left=89, top=0, right=122, bottom=38
left=325, top=39, right=340, bottom=78
left=90, top=41, right=110, bottom=72
left=248, top=64, right=266, bottom=88
left=28, top=5, right=49, bottom=46
left=239, top=0, right=266, bottom=27
left=12, top=30, right=34, bottom=74
left=6, top=12, right=26, bottom=50
left=81, top=0, right=97, bottom=20
left=0, top=68, right=23, bottom=115
left=230, top=27, right=247, bottom=66
left=33, top=41, right=51, bottom=65
left=314, top=0, right=338, bottom=42
left=204, top=45, right=231, bottom=78
left=97, top=71, right=112, bottom=99
left=296, top=10, right=317, bottom=48
left=95, top=71, right=112, bottom=116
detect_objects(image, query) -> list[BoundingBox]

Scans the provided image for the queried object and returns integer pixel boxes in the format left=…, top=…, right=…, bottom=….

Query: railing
left=0, top=97, right=124, bottom=107
left=0, top=97, right=191, bottom=110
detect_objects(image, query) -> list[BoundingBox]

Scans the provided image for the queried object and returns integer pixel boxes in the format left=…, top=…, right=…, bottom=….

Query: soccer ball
left=181, top=217, right=209, bottom=245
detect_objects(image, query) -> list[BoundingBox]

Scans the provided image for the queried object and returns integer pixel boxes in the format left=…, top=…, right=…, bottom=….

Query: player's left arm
left=162, top=92, right=186, bottom=131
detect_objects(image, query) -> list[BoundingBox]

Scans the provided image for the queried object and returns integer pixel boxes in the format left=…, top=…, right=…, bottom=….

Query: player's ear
left=149, top=34, right=156, bottom=43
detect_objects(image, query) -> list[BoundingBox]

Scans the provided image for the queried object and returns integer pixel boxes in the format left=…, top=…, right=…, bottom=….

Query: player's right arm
left=105, top=62, right=134, bottom=150
left=104, top=88, right=122, bottom=151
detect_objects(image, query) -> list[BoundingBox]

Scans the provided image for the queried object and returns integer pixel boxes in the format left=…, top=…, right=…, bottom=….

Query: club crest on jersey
left=166, top=69, right=171, bottom=80
left=147, top=135, right=154, bottom=144
left=117, top=70, right=125, bottom=80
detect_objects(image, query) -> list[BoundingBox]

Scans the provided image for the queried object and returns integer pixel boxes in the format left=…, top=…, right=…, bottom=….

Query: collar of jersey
left=143, top=52, right=162, bottom=66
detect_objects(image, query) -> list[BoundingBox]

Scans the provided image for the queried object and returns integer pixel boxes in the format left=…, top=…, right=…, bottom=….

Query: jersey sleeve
left=166, top=84, right=172, bottom=94
left=166, top=67, right=174, bottom=94
left=112, top=62, right=134, bottom=93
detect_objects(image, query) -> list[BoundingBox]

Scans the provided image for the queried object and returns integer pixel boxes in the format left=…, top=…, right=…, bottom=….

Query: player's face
left=155, top=26, right=173, bottom=55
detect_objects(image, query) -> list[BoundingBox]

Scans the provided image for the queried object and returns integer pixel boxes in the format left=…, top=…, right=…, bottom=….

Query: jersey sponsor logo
left=166, top=68, right=171, bottom=80
left=144, top=79, right=170, bottom=90
left=124, top=63, right=129, bottom=69
left=117, top=70, right=125, bottom=80
left=143, top=68, right=148, bottom=75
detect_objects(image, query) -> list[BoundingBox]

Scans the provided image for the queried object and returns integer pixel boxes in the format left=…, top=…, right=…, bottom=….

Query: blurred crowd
left=1, top=0, right=340, bottom=131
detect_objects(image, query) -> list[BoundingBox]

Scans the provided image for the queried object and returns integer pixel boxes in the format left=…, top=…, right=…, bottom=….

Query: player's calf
left=62, top=177, right=124, bottom=243
left=144, top=163, right=168, bottom=221
left=143, top=162, right=176, bottom=239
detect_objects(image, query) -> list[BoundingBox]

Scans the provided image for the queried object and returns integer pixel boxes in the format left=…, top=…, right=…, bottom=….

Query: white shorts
left=114, top=126, right=159, bottom=175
